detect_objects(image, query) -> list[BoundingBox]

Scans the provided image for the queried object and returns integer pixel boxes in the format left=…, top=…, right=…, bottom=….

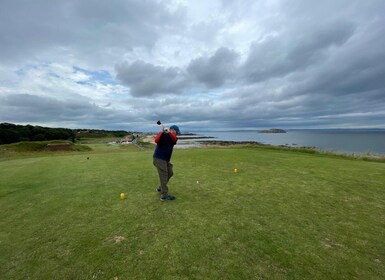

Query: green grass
left=0, top=141, right=92, bottom=158
left=0, top=145, right=384, bottom=279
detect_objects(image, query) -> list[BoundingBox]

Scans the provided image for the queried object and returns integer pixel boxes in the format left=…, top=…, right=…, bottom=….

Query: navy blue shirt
left=153, top=132, right=177, bottom=161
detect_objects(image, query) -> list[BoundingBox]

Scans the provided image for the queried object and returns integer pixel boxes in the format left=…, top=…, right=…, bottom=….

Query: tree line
left=0, top=123, right=130, bottom=145
left=0, top=123, right=75, bottom=144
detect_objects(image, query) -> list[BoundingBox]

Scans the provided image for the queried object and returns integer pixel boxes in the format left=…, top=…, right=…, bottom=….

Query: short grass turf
left=0, top=146, right=384, bottom=279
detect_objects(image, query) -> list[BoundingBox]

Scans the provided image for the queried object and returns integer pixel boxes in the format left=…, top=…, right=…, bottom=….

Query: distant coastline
left=259, top=128, right=286, bottom=133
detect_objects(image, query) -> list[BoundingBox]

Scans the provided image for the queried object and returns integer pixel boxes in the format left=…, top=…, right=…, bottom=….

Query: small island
left=259, top=128, right=286, bottom=133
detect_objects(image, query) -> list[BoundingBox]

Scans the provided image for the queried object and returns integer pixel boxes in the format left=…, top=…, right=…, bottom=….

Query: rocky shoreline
left=196, top=140, right=266, bottom=146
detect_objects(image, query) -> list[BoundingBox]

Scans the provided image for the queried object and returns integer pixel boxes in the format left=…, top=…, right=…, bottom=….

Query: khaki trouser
left=153, top=157, right=173, bottom=196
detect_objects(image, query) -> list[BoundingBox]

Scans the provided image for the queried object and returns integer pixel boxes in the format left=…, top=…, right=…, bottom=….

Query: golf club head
left=156, top=120, right=166, bottom=131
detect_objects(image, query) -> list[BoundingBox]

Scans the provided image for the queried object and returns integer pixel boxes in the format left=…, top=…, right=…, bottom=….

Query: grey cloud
left=115, top=60, right=190, bottom=97
left=283, top=18, right=385, bottom=100
left=1, top=94, right=100, bottom=122
left=115, top=47, right=241, bottom=96
left=0, top=0, right=182, bottom=65
left=288, top=22, right=354, bottom=64
left=242, top=21, right=355, bottom=84
left=187, top=47, right=240, bottom=88
left=0, top=94, right=136, bottom=127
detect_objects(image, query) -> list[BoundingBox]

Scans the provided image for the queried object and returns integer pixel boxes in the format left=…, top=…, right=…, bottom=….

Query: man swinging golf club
left=153, top=121, right=181, bottom=201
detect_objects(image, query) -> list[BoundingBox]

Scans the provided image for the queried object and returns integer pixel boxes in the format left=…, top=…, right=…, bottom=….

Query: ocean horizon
left=192, top=129, right=385, bottom=155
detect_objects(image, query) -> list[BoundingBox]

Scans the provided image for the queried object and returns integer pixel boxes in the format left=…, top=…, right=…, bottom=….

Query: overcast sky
left=1, top=0, right=384, bottom=132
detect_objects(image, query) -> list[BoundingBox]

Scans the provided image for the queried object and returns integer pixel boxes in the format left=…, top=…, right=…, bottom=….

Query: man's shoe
left=160, top=195, right=176, bottom=201
left=156, top=187, right=161, bottom=192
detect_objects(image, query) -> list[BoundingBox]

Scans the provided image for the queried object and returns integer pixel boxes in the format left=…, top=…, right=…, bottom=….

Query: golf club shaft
left=157, top=120, right=165, bottom=131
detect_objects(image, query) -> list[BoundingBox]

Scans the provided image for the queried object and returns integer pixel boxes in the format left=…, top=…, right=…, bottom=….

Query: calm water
left=198, top=130, right=385, bottom=155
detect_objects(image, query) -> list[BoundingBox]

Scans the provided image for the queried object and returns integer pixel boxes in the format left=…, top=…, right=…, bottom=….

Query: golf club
left=157, top=120, right=168, bottom=132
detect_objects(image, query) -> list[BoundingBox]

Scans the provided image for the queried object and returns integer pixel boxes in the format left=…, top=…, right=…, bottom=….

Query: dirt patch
left=112, top=235, right=125, bottom=243
left=323, top=236, right=343, bottom=249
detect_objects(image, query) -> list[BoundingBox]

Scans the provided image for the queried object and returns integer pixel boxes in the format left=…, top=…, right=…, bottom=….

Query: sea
left=195, top=129, right=385, bottom=155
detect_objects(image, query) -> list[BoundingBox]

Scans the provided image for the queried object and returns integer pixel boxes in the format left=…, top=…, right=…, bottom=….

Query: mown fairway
left=1, top=145, right=384, bottom=279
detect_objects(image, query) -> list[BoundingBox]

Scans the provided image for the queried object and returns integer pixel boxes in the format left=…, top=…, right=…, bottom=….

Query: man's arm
left=154, top=131, right=164, bottom=143
left=169, top=132, right=177, bottom=143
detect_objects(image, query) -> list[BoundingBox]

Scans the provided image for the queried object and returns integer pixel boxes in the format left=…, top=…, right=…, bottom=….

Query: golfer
left=153, top=125, right=181, bottom=201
